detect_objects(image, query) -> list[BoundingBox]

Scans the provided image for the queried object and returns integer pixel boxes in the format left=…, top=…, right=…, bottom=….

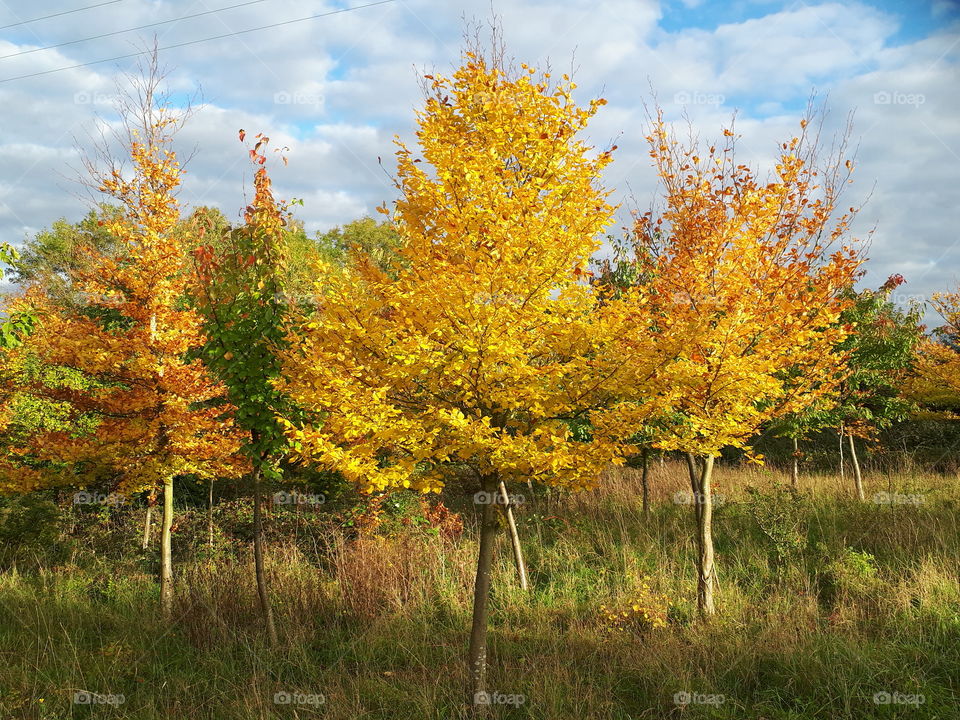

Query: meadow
left=1, top=461, right=957, bottom=719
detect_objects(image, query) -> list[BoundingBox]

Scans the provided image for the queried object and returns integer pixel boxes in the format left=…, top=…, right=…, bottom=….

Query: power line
left=0, top=0, right=273, bottom=60
left=0, top=0, right=398, bottom=84
left=0, top=1, right=125, bottom=31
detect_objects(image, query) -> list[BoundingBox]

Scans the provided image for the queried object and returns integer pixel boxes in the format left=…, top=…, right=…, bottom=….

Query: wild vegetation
left=0, top=35, right=957, bottom=720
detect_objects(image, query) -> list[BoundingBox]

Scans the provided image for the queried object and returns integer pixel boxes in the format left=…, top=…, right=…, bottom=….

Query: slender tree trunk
left=685, top=453, right=702, bottom=528
left=64, top=490, right=76, bottom=535
left=252, top=462, right=279, bottom=645
left=693, top=455, right=716, bottom=616
left=839, top=424, right=845, bottom=485
left=160, top=475, right=174, bottom=616
left=848, top=432, right=865, bottom=501
left=468, top=474, right=499, bottom=709
left=498, top=480, right=528, bottom=591
left=141, top=497, right=153, bottom=550
left=790, top=436, right=799, bottom=487
left=659, top=452, right=665, bottom=469
left=207, top=476, right=214, bottom=549
left=641, top=447, right=650, bottom=520
left=686, top=453, right=715, bottom=617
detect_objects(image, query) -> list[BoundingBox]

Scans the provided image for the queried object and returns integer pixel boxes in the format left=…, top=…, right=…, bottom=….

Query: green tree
left=190, top=131, right=297, bottom=645
left=774, top=275, right=924, bottom=497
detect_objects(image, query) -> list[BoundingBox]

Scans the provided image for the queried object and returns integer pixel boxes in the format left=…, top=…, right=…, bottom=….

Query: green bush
left=0, top=494, right=65, bottom=568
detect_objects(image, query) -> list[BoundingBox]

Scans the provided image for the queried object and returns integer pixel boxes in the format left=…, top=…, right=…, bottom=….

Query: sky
left=0, top=0, right=958, bottom=325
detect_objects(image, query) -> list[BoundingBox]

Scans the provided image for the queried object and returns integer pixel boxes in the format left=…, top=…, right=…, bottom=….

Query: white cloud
left=0, top=0, right=957, bottom=327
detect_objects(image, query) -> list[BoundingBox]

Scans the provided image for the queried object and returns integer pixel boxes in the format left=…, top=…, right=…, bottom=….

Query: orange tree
left=620, top=109, right=865, bottom=616
left=9, top=101, right=244, bottom=614
left=277, top=49, right=674, bottom=704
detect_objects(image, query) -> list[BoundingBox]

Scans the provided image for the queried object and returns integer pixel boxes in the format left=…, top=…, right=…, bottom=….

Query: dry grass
left=0, top=462, right=958, bottom=718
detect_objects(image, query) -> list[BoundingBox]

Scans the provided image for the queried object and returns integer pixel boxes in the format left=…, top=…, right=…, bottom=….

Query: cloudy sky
left=1, top=0, right=958, bottom=323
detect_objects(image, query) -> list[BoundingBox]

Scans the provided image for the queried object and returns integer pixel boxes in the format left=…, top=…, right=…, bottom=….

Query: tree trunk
left=659, top=452, right=665, bottom=469
left=790, top=436, right=799, bottom=487
left=141, top=499, right=153, bottom=551
left=685, top=453, right=701, bottom=528
left=839, top=424, right=845, bottom=485
left=848, top=432, right=865, bottom=501
left=695, top=455, right=716, bottom=616
left=64, top=489, right=76, bottom=535
left=252, top=462, right=279, bottom=645
left=641, top=447, right=650, bottom=520
left=468, top=474, right=499, bottom=709
left=498, top=480, right=528, bottom=591
left=160, top=475, right=174, bottom=616
left=687, top=453, right=716, bottom=617
left=207, top=476, right=214, bottom=549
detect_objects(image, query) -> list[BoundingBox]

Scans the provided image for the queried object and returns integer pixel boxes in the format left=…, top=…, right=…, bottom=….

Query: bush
left=815, top=545, right=882, bottom=609
left=744, top=482, right=808, bottom=572
left=598, top=578, right=670, bottom=635
left=0, top=494, right=65, bottom=568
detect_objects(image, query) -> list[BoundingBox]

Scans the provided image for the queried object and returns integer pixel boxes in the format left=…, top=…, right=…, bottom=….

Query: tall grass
left=0, top=462, right=957, bottom=718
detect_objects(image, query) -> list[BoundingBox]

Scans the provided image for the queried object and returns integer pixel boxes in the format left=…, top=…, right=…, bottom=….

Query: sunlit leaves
left=279, top=52, right=667, bottom=494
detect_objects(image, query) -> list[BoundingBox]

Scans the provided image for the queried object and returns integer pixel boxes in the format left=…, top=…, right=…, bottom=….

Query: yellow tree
left=623, top=108, right=865, bottom=616
left=278, top=48, right=672, bottom=704
left=916, top=290, right=960, bottom=395
left=12, top=72, right=244, bottom=614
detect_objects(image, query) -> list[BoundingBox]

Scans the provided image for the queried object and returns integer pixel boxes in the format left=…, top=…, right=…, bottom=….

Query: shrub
left=598, top=579, right=670, bottom=634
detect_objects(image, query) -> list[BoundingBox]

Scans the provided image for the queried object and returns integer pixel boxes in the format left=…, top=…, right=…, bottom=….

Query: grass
left=0, top=462, right=958, bottom=718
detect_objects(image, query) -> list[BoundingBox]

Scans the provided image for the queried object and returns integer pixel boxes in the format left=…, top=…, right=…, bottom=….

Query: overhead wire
left=0, top=0, right=398, bottom=84
left=0, top=1, right=125, bottom=31
left=0, top=0, right=273, bottom=60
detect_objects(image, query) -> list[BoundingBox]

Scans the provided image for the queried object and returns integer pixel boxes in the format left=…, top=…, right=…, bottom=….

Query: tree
left=190, top=130, right=297, bottom=645
left=916, top=289, right=960, bottom=397
left=622, top=107, right=864, bottom=616
left=278, top=47, right=670, bottom=706
left=10, top=59, right=244, bottom=615
left=0, top=244, right=36, bottom=349
left=831, top=276, right=924, bottom=497
left=591, top=235, right=675, bottom=519
left=8, top=207, right=124, bottom=307
left=769, top=275, right=923, bottom=490
left=313, top=216, right=402, bottom=273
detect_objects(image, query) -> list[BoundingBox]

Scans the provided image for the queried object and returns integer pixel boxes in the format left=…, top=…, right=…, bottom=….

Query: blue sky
left=0, top=0, right=958, bottom=325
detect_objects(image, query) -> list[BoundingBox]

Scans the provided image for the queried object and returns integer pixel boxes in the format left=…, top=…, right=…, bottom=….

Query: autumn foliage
left=630, top=111, right=864, bottom=458
left=8, top=112, right=244, bottom=495
left=277, top=53, right=670, bottom=496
